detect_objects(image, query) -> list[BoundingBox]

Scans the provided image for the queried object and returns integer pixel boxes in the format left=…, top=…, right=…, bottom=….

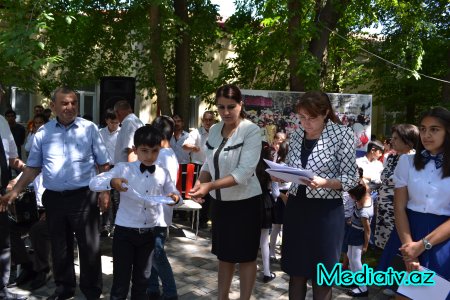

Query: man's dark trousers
left=42, top=188, right=102, bottom=299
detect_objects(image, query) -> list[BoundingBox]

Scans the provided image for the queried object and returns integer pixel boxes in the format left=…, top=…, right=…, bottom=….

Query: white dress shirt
left=114, top=113, right=144, bottom=163
left=183, top=127, right=208, bottom=164
left=99, top=126, right=120, bottom=165
left=154, top=147, right=180, bottom=226
left=394, top=154, right=450, bottom=216
left=170, top=131, right=190, bottom=164
left=89, top=160, right=182, bottom=228
left=201, top=119, right=262, bottom=201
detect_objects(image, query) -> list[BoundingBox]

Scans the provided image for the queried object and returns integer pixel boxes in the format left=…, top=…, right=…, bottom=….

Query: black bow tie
left=140, top=164, right=156, bottom=174
left=421, top=150, right=443, bottom=169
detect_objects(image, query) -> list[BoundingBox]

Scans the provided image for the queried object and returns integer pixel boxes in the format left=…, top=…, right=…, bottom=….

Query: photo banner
left=241, top=90, right=372, bottom=155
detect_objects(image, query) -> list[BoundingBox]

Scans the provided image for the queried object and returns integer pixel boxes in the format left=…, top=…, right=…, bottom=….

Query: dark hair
left=256, top=141, right=274, bottom=188
left=104, top=108, right=117, bottom=120
left=391, top=124, right=419, bottom=150
left=414, top=107, right=450, bottom=178
left=367, top=140, right=384, bottom=153
left=347, top=178, right=368, bottom=202
left=33, top=113, right=48, bottom=124
left=34, top=105, right=44, bottom=110
left=152, top=115, right=175, bottom=141
left=276, top=140, right=289, bottom=163
left=51, top=87, right=77, bottom=102
left=5, top=109, right=16, bottom=117
left=203, top=111, right=215, bottom=119
left=296, top=91, right=340, bottom=124
left=134, top=125, right=163, bottom=148
left=215, top=84, right=246, bottom=118
left=171, top=113, right=183, bottom=121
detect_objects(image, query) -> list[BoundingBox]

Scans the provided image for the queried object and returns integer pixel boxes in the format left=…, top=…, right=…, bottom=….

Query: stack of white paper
left=264, top=159, right=315, bottom=184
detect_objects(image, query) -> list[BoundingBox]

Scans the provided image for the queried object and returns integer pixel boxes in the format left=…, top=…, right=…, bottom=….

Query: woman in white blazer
left=190, top=84, right=262, bottom=300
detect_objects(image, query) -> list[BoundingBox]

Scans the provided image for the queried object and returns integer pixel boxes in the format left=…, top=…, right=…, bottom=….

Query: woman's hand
left=189, top=181, right=213, bottom=203
left=399, top=241, right=424, bottom=262
left=304, top=176, right=327, bottom=189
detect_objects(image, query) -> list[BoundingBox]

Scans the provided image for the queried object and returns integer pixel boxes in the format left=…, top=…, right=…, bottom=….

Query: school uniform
left=89, top=161, right=180, bottom=300
left=392, top=153, right=450, bottom=281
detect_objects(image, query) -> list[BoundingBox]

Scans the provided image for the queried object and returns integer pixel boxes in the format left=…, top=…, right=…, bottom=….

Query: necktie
left=140, top=163, right=156, bottom=174
left=421, top=150, right=443, bottom=169
left=0, top=132, right=10, bottom=190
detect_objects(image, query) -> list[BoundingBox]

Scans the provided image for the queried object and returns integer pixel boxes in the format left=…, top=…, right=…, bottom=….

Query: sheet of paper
left=264, top=159, right=315, bottom=181
left=123, top=183, right=176, bottom=204
left=397, top=267, right=450, bottom=300
left=266, top=169, right=311, bottom=185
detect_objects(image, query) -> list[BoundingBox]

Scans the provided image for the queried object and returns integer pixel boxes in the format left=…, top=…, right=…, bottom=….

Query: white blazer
left=201, top=119, right=262, bottom=201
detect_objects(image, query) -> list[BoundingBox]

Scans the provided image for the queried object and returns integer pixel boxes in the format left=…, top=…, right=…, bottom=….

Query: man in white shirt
left=356, top=140, right=384, bottom=190
left=182, top=111, right=215, bottom=227
left=182, top=111, right=214, bottom=165
left=113, top=100, right=144, bottom=163
left=169, top=114, right=190, bottom=164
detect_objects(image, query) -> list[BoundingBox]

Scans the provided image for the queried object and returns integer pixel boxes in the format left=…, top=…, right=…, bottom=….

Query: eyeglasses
left=203, top=118, right=214, bottom=121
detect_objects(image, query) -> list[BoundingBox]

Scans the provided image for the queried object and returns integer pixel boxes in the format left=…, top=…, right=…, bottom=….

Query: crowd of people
left=0, top=85, right=448, bottom=300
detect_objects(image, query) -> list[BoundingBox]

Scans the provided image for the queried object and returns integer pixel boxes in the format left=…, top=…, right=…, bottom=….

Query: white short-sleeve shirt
left=393, top=154, right=450, bottom=216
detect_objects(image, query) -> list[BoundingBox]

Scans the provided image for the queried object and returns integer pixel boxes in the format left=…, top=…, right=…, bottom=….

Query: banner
left=241, top=90, right=372, bottom=155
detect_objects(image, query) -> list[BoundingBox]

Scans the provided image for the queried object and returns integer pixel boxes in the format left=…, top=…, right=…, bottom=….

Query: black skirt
left=211, top=195, right=262, bottom=263
left=281, top=187, right=344, bottom=278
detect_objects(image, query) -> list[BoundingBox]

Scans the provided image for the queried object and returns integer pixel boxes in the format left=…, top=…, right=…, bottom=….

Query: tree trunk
left=287, top=0, right=304, bottom=91
left=173, top=0, right=191, bottom=129
left=308, top=0, right=347, bottom=86
left=443, top=48, right=450, bottom=104
left=148, top=4, right=171, bottom=116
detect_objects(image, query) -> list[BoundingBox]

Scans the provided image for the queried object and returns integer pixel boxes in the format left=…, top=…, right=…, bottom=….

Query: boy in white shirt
left=89, top=125, right=181, bottom=300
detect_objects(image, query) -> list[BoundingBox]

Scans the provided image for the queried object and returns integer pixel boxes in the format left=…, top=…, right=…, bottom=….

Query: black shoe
left=263, top=272, right=276, bottom=283
left=30, top=271, right=51, bottom=290
left=46, top=292, right=74, bottom=300
left=14, top=268, right=37, bottom=286
left=346, top=287, right=369, bottom=298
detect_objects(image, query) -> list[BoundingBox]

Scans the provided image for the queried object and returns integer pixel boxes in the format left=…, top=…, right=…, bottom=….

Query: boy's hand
left=166, top=193, right=180, bottom=206
left=110, top=178, right=128, bottom=192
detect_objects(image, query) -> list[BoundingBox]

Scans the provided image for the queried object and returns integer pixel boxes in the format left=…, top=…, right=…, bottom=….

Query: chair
left=174, top=163, right=202, bottom=238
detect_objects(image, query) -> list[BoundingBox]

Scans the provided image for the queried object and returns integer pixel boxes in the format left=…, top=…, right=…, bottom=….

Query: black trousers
left=42, top=187, right=102, bottom=299
left=111, top=225, right=155, bottom=300
left=10, top=217, right=51, bottom=272
left=0, top=212, right=10, bottom=290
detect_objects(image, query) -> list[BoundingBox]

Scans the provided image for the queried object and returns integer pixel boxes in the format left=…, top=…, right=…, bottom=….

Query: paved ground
left=8, top=219, right=391, bottom=299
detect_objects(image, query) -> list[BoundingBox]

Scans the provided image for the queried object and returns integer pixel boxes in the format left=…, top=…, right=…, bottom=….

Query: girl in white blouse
left=393, top=107, right=450, bottom=289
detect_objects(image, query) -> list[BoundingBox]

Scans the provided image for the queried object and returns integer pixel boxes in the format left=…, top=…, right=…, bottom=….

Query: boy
left=98, top=108, right=121, bottom=236
left=89, top=125, right=181, bottom=300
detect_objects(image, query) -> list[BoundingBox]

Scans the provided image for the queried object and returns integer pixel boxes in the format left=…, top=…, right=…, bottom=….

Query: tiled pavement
left=9, top=221, right=391, bottom=299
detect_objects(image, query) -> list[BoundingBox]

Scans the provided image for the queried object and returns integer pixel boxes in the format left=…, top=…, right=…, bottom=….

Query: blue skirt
left=377, top=209, right=450, bottom=281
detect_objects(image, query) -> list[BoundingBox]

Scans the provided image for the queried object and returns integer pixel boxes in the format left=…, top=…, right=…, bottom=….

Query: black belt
left=116, top=225, right=154, bottom=234
left=46, top=186, right=89, bottom=197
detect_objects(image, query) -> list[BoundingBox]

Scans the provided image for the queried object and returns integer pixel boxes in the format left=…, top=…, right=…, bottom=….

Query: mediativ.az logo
left=317, top=263, right=435, bottom=286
